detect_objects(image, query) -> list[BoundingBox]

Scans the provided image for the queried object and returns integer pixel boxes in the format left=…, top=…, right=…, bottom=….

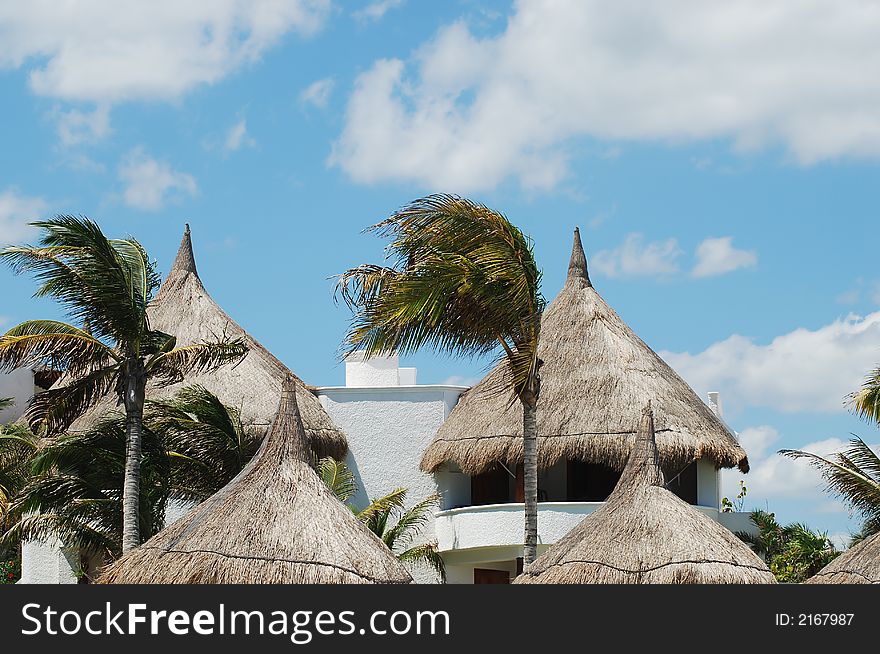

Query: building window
left=566, top=460, right=619, bottom=501
left=666, top=461, right=698, bottom=504
left=470, top=465, right=512, bottom=505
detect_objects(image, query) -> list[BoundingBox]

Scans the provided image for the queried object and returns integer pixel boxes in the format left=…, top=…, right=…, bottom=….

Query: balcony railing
left=433, top=501, right=749, bottom=552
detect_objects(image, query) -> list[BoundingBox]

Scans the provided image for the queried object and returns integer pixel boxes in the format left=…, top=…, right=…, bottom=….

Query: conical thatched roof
left=66, top=225, right=347, bottom=459
left=513, top=403, right=775, bottom=584
left=805, top=532, right=880, bottom=584
left=99, top=377, right=411, bottom=584
left=421, top=228, right=747, bottom=476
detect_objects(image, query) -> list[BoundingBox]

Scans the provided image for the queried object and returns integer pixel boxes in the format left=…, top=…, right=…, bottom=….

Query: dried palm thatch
left=421, top=228, right=747, bottom=476
left=99, top=376, right=411, bottom=584
left=805, top=532, right=880, bottom=584
left=64, top=226, right=346, bottom=459
left=513, top=403, right=775, bottom=584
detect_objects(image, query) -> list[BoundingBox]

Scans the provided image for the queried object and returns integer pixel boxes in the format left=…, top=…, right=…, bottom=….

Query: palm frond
left=383, top=492, right=441, bottom=551
left=316, top=457, right=357, bottom=503
left=780, top=439, right=880, bottom=524
left=337, top=194, right=544, bottom=399
left=146, top=340, right=248, bottom=385
left=396, top=541, right=447, bottom=582
left=356, top=487, right=407, bottom=527
left=0, top=216, right=158, bottom=343
left=25, top=365, right=121, bottom=434
left=0, top=320, right=117, bottom=376
left=851, top=365, right=880, bottom=425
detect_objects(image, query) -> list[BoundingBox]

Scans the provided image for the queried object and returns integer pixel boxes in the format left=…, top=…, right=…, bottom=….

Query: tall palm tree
left=336, top=194, right=545, bottom=563
left=0, top=217, right=247, bottom=552
left=317, top=456, right=446, bottom=580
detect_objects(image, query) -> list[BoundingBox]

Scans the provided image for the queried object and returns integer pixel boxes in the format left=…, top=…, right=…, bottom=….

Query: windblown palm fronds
left=0, top=217, right=248, bottom=552
left=318, top=456, right=445, bottom=581
left=780, top=437, right=880, bottom=541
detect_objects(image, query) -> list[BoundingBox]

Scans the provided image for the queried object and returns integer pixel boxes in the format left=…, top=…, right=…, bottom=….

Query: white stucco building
left=318, top=354, right=754, bottom=584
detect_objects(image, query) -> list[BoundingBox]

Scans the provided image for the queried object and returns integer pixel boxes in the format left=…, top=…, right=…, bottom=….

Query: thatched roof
left=421, top=228, right=748, bottom=476
left=513, top=403, right=775, bottom=584
left=805, top=532, right=880, bottom=584
left=99, top=377, right=411, bottom=584
left=67, top=225, right=347, bottom=459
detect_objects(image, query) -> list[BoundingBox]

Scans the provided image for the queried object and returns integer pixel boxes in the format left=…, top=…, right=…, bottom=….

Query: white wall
left=696, top=458, right=719, bottom=508
left=18, top=537, right=79, bottom=584
left=317, top=384, right=466, bottom=583
left=0, top=367, right=36, bottom=424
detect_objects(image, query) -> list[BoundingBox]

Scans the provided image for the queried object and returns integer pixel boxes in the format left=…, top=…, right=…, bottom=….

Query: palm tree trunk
left=521, top=396, right=538, bottom=565
left=121, top=361, right=146, bottom=554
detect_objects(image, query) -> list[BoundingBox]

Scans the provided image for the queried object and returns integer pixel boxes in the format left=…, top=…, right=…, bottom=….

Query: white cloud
left=442, top=375, right=480, bottom=387
left=0, top=188, right=48, bottom=245
left=0, top=1, right=330, bottom=104
left=333, top=0, right=880, bottom=190
left=591, top=233, right=682, bottom=278
left=662, top=312, right=880, bottom=414
left=692, top=236, right=758, bottom=278
left=118, top=148, right=197, bottom=211
left=300, top=77, right=335, bottom=108
left=353, top=0, right=405, bottom=23
left=55, top=104, right=111, bottom=146
left=224, top=118, right=256, bottom=152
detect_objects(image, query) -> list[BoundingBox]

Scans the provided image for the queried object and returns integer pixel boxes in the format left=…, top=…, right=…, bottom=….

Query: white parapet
left=18, top=537, right=79, bottom=584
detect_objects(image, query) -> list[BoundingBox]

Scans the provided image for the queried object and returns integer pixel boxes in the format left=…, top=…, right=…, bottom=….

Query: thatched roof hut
left=513, top=403, right=775, bottom=584
left=421, top=228, right=747, bottom=476
left=67, top=225, right=347, bottom=459
left=805, top=532, right=880, bottom=584
left=100, top=377, right=412, bottom=584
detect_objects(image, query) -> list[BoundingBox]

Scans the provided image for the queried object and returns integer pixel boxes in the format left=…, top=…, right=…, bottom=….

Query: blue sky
left=1, top=0, right=879, bottom=543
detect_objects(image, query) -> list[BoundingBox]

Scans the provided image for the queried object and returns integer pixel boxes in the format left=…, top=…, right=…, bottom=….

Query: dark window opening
left=474, top=568, right=510, bottom=584
left=471, top=465, right=511, bottom=505
left=666, top=461, right=698, bottom=504
left=566, top=460, right=619, bottom=501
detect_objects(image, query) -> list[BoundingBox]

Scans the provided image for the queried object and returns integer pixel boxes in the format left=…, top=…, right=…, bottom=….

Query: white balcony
left=434, top=501, right=750, bottom=553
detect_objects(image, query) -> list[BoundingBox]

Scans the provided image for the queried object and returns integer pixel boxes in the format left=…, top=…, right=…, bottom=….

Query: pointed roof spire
left=267, top=375, right=309, bottom=464
left=169, top=223, right=198, bottom=276
left=615, top=401, right=664, bottom=492
left=567, top=226, right=591, bottom=287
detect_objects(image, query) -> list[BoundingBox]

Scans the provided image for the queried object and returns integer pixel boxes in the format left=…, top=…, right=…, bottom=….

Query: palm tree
left=0, top=217, right=248, bottom=552
left=146, top=385, right=261, bottom=503
left=780, top=437, right=880, bottom=541
left=1, top=386, right=260, bottom=573
left=317, top=457, right=446, bottom=580
left=336, top=194, right=545, bottom=563
left=736, top=509, right=839, bottom=582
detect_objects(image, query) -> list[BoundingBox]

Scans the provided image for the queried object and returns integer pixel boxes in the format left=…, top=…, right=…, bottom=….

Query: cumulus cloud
left=591, top=233, right=682, bottom=278
left=55, top=104, right=111, bottom=146
left=353, top=0, right=405, bottom=23
left=333, top=0, right=880, bottom=190
left=692, top=236, right=758, bottom=278
left=0, top=188, right=48, bottom=245
left=300, top=77, right=335, bottom=109
left=224, top=118, right=256, bottom=152
left=118, top=148, right=197, bottom=211
left=0, top=1, right=329, bottom=104
left=662, top=312, right=880, bottom=414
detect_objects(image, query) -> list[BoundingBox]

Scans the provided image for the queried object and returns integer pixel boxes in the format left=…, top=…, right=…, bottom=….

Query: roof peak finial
left=170, top=223, right=198, bottom=276
left=567, top=226, right=592, bottom=287
left=615, top=400, right=664, bottom=491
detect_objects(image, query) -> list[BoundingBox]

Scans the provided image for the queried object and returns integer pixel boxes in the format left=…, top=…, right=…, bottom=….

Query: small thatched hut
left=421, top=228, right=747, bottom=478
left=100, top=376, right=412, bottom=584
left=513, top=403, right=775, bottom=584
left=66, top=225, right=347, bottom=459
left=805, top=532, right=880, bottom=584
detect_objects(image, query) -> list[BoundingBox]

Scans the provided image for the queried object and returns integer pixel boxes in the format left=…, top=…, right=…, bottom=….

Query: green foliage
left=336, top=194, right=544, bottom=401
left=0, top=386, right=257, bottom=561
left=737, top=510, right=839, bottom=582
left=721, top=480, right=747, bottom=513
left=1, top=556, right=19, bottom=584
left=319, top=456, right=446, bottom=581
